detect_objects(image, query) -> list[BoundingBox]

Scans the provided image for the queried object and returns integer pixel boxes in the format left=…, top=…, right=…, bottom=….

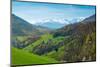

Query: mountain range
left=23, top=14, right=96, bottom=62
left=53, top=14, right=96, bottom=37
left=11, top=14, right=51, bottom=36
left=36, top=20, right=66, bottom=29
left=12, top=13, right=95, bottom=40
left=12, top=13, right=96, bottom=65
left=35, top=18, right=84, bottom=29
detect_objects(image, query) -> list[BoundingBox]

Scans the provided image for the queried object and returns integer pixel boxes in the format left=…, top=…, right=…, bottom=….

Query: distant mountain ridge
left=35, top=17, right=85, bottom=29
left=12, top=14, right=35, bottom=35
left=53, top=14, right=96, bottom=37
left=12, top=14, right=51, bottom=36
left=36, top=19, right=66, bottom=29
left=81, top=14, right=96, bottom=23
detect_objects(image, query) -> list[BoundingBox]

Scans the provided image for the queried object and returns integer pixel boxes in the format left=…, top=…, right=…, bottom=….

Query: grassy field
left=23, top=33, right=53, bottom=52
left=11, top=47, right=58, bottom=66
left=23, top=33, right=65, bottom=52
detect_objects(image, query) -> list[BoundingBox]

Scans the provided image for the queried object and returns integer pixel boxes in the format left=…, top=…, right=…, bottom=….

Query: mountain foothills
left=11, top=14, right=96, bottom=66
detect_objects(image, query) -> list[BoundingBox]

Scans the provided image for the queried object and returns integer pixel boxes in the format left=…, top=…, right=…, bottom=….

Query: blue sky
left=12, top=1, right=96, bottom=24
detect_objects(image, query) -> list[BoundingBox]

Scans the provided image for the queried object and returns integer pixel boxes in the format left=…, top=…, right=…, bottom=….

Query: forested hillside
left=11, top=14, right=96, bottom=66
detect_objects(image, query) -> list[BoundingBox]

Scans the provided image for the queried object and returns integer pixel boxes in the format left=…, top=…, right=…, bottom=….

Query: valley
left=11, top=14, right=96, bottom=66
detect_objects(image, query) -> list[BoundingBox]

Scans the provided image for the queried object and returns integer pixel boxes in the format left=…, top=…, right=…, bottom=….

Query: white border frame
left=0, top=0, right=100, bottom=67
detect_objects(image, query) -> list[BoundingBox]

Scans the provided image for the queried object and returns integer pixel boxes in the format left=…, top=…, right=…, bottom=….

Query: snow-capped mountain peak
left=34, top=17, right=84, bottom=29
left=35, top=19, right=68, bottom=29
